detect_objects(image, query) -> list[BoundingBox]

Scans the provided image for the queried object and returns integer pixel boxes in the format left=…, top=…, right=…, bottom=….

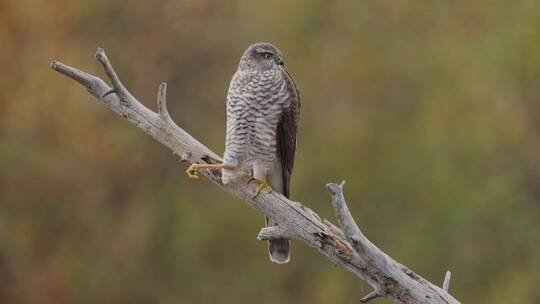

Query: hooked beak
left=275, top=56, right=284, bottom=66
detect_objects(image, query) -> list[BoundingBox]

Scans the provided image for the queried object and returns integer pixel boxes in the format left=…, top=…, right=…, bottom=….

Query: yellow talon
left=250, top=178, right=272, bottom=198
left=186, top=163, right=225, bottom=179
left=186, top=164, right=201, bottom=179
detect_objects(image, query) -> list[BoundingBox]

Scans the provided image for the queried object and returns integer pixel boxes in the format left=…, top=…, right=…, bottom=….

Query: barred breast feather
left=222, top=69, right=290, bottom=184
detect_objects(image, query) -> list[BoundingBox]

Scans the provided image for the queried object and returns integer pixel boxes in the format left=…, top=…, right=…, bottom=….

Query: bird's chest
left=236, top=72, right=287, bottom=113
left=226, top=71, right=288, bottom=165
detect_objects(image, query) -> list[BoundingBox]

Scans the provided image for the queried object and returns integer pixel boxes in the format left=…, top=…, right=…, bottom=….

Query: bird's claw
left=186, top=164, right=201, bottom=179
left=249, top=178, right=272, bottom=198
left=186, top=163, right=225, bottom=179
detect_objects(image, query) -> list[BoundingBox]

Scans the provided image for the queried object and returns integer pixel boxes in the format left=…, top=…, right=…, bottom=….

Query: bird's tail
left=266, top=216, right=290, bottom=264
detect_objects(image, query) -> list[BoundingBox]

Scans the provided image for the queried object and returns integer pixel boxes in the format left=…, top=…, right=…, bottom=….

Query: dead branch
left=51, top=48, right=460, bottom=304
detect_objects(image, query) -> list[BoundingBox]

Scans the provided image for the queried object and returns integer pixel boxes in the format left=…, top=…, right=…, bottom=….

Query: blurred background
left=1, top=0, right=540, bottom=303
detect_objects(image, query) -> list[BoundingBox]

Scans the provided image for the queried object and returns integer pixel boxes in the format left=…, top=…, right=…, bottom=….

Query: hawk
left=186, top=42, right=301, bottom=264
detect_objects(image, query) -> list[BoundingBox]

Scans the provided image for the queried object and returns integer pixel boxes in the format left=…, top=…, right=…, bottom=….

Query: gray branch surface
left=51, top=49, right=460, bottom=304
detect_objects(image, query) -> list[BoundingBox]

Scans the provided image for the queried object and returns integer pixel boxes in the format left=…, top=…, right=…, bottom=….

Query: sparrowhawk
left=186, top=42, right=300, bottom=264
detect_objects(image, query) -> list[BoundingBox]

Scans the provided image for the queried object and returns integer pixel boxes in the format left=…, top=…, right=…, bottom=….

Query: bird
left=186, top=42, right=300, bottom=264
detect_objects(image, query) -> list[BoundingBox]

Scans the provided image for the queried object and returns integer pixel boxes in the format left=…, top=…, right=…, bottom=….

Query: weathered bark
left=51, top=48, right=459, bottom=304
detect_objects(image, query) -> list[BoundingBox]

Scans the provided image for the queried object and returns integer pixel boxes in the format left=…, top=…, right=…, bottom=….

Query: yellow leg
left=249, top=178, right=273, bottom=198
left=186, top=163, right=224, bottom=179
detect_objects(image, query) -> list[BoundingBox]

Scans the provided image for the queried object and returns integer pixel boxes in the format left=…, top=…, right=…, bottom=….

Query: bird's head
left=238, top=42, right=285, bottom=71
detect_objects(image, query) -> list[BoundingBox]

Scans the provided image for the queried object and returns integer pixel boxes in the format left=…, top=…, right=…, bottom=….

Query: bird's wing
left=277, top=69, right=301, bottom=198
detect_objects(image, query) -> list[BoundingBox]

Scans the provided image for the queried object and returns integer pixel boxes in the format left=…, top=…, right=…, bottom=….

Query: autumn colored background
left=1, top=1, right=540, bottom=303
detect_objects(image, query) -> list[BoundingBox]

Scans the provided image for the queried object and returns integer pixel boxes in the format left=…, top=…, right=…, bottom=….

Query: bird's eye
left=264, top=52, right=273, bottom=59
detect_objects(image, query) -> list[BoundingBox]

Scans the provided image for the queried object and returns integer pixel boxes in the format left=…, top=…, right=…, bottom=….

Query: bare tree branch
left=361, top=290, right=383, bottom=303
left=327, top=180, right=370, bottom=255
left=257, top=226, right=298, bottom=241
left=442, top=271, right=452, bottom=292
left=156, top=82, right=173, bottom=121
left=51, top=48, right=460, bottom=304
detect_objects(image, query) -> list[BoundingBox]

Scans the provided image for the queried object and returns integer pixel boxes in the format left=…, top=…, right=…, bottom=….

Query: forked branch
left=51, top=49, right=460, bottom=304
